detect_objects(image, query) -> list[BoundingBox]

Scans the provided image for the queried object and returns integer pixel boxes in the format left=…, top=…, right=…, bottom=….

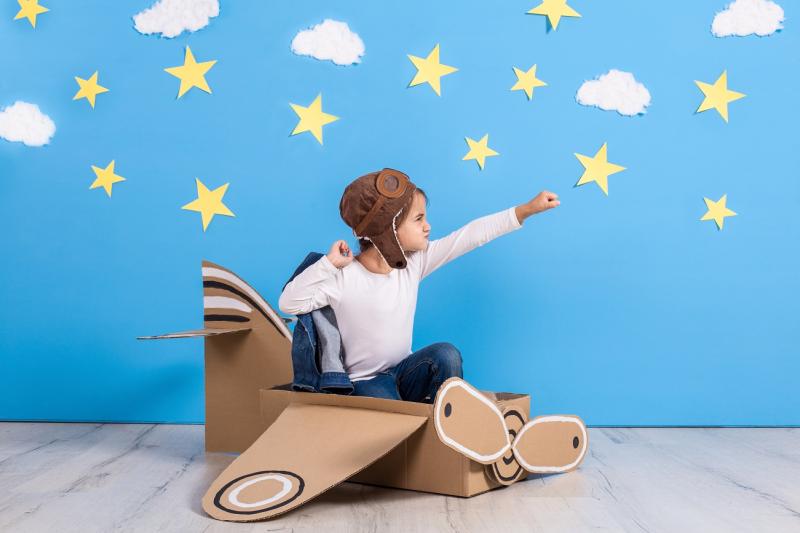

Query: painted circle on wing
left=489, top=407, right=527, bottom=486
left=213, top=470, right=305, bottom=515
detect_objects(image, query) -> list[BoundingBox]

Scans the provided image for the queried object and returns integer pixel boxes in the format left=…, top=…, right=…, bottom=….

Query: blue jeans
left=352, top=342, right=463, bottom=403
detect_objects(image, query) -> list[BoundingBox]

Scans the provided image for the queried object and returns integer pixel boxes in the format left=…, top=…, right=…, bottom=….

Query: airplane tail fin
left=138, top=260, right=295, bottom=453
left=200, top=260, right=293, bottom=339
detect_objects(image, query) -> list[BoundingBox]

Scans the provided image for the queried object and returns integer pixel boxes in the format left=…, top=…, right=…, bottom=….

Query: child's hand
left=516, top=191, right=560, bottom=224
left=529, top=191, right=560, bottom=214
left=326, top=240, right=354, bottom=268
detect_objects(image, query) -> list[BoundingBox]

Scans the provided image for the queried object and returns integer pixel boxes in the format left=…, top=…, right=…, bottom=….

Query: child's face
left=397, top=192, right=431, bottom=252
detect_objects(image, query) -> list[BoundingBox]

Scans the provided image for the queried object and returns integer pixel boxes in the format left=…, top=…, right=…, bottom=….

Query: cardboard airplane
left=139, top=260, right=588, bottom=522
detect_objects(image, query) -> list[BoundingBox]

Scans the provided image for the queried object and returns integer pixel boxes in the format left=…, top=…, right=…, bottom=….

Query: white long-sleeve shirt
left=278, top=206, right=523, bottom=381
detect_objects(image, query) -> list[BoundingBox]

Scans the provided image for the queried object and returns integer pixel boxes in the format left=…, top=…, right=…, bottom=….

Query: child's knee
left=431, top=342, right=463, bottom=377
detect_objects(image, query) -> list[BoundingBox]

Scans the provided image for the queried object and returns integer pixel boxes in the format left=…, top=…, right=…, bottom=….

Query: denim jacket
left=282, top=252, right=353, bottom=394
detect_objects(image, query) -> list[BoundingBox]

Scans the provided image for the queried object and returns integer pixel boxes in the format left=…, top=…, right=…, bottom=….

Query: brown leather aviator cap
left=339, top=168, right=417, bottom=269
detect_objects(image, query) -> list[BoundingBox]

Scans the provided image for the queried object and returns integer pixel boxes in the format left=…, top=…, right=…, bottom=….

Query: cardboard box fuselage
left=199, top=311, right=532, bottom=498
left=158, top=260, right=532, bottom=498
left=258, top=387, right=531, bottom=497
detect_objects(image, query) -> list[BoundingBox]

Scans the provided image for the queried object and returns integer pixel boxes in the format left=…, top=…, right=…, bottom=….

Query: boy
left=279, top=168, right=559, bottom=402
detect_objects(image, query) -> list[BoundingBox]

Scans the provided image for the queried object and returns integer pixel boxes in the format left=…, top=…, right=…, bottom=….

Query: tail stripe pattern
left=202, top=266, right=292, bottom=340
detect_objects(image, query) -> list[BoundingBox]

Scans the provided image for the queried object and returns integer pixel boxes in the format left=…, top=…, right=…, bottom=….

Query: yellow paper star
left=463, top=134, right=499, bottom=170
left=527, top=0, right=581, bottom=30
left=289, top=94, right=339, bottom=144
left=574, top=143, right=626, bottom=195
left=15, top=0, right=48, bottom=28
left=700, top=194, right=737, bottom=230
left=511, top=65, right=548, bottom=100
left=182, top=178, right=234, bottom=231
left=73, top=72, right=109, bottom=109
left=164, top=46, right=217, bottom=98
left=407, top=44, right=458, bottom=96
left=89, top=160, right=125, bottom=197
left=694, top=70, right=745, bottom=123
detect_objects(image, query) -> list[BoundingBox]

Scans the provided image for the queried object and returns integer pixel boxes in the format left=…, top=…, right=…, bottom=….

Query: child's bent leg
left=395, top=342, right=463, bottom=403
left=351, top=372, right=402, bottom=400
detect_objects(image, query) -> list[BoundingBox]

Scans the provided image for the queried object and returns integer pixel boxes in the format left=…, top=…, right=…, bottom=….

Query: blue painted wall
left=1, top=1, right=797, bottom=425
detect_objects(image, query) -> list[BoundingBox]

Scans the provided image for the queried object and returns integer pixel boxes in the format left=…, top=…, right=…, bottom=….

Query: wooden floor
left=0, top=423, right=798, bottom=532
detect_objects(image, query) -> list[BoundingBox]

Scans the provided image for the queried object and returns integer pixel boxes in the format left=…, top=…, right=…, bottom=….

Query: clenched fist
left=326, top=240, right=354, bottom=268
left=515, top=190, right=560, bottom=224
left=529, top=190, right=560, bottom=213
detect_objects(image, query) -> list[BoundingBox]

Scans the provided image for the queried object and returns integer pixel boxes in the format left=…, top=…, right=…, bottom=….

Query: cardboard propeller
left=490, top=406, right=528, bottom=485
left=433, top=378, right=588, bottom=477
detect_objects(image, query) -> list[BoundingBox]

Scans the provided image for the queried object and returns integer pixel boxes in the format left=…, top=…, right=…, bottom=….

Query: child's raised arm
left=278, top=241, right=348, bottom=315
left=417, top=190, right=559, bottom=280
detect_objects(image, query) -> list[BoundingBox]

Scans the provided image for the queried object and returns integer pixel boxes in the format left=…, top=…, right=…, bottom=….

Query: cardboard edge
left=137, top=327, right=251, bottom=340
left=259, top=388, right=434, bottom=418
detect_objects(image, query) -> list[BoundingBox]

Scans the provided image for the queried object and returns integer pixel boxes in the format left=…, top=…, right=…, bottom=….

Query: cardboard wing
left=137, top=259, right=292, bottom=341
left=137, top=327, right=251, bottom=339
left=203, top=402, right=427, bottom=522
left=138, top=260, right=294, bottom=453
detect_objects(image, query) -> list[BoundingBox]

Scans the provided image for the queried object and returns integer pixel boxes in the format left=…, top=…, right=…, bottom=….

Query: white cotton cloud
left=712, top=0, right=784, bottom=37
left=576, top=69, right=651, bottom=117
left=0, top=101, right=56, bottom=147
left=291, top=19, right=365, bottom=66
left=133, top=0, right=219, bottom=38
